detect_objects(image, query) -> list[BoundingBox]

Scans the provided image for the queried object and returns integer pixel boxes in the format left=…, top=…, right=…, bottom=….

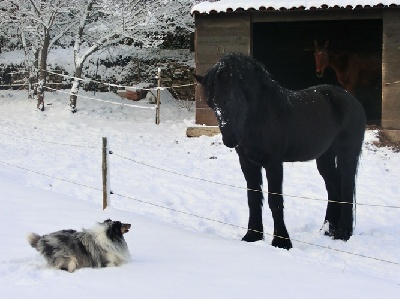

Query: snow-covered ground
left=0, top=89, right=399, bottom=298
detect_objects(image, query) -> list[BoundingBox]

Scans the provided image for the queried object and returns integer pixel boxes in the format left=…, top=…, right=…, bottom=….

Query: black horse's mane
left=211, top=53, right=275, bottom=84
left=204, top=53, right=285, bottom=105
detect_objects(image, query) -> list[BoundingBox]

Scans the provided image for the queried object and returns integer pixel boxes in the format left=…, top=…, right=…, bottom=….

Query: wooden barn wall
left=194, top=14, right=251, bottom=125
left=194, top=9, right=400, bottom=135
left=382, top=9, right=400, bottom=138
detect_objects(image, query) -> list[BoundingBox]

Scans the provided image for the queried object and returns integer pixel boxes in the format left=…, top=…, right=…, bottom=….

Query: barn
left=190, top=0, right=400, bottom=141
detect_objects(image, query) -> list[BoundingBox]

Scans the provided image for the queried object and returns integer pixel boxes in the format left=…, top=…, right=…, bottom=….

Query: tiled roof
left=191, top=0, right=400, bottom=14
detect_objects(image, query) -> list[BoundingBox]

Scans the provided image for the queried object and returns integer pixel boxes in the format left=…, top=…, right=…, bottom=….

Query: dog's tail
left=27, top=232, right=41, bottom=249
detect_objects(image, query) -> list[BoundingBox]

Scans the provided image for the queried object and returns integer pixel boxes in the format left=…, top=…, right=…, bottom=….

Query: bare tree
left=68, top=0, right=195, bottom=112
left=1, top=0, right=196, bottom=112
left=3, top=0, right=78, bottom=109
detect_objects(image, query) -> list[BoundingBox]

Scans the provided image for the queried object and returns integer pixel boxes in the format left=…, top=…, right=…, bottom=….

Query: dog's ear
left=193, top=74, right=204, bottom=84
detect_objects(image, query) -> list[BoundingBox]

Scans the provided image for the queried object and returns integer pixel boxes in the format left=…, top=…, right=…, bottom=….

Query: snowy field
left=0, top=89, right=399, bottom=298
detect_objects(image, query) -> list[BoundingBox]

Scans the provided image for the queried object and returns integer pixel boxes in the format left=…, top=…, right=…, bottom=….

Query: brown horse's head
left=314, top=40, right=330, bottom=78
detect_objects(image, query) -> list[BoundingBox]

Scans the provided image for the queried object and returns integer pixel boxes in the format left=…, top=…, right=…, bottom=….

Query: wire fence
left=4, top=65, right=398, bottom=87
left=1, top=66, right=196, bottom=124
left=0, top=127, right=396, bottom=209
left=111, top=152, right=400, bottom=209
left=1, top=65, right=398, bottom=266
left=0, top=127, right=399, bottom=266
left=43, top=86, right=156, bottom=110
left=41, top=67, right=197, bottom=94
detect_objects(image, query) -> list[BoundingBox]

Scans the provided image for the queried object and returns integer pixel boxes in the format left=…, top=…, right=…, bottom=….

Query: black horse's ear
left=324, top=40, right=329, bottom=49
left=193, top=74, right=204, bottom=84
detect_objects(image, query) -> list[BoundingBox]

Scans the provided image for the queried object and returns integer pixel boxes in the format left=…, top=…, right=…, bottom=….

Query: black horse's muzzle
left=222, top=136, right=238, bottom=148
left=220, top=126, right=239, bottom=148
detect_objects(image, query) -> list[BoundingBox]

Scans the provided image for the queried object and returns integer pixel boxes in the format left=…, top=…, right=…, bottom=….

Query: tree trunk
left=36, top=79, right=44, bottom=111
left=33, top=49, right=40, bottom=99
left=69, top=81, right=79, bottom=113
left=40, top=33, right=49, bottom=83
left=37, top=29, right=50, bottom=111
left=69, top=65, right=83, bottom=113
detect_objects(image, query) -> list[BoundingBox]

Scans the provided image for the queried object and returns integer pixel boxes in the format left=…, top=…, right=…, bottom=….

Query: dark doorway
left=252, top=20, right=382, bottom=125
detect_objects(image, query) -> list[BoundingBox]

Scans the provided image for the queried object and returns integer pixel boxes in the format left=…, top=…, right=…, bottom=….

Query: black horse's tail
left=353, top=142, right=364, bottom=232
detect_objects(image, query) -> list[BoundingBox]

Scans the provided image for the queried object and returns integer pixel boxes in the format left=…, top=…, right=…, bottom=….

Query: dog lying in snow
left=27, top=219, right=131, bottom=272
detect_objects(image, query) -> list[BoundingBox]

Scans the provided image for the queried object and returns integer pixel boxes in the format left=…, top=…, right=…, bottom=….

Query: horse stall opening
left=252, top=20, right=383, bottom=125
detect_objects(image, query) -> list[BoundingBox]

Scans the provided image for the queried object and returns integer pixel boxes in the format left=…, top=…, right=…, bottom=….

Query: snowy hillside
left=0, top=89, right=399, bottom=298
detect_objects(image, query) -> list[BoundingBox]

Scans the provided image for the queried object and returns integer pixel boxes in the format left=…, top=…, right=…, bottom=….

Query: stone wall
left=0, top=58, right=195, bottom=101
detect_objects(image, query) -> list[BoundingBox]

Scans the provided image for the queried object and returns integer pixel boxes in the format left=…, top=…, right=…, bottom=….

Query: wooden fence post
left=156, top=68, right=161, bottom=125
left=102, top=137, right=110, bottom=209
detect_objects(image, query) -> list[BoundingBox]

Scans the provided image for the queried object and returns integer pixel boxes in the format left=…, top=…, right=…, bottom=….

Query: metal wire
left=111, top=152, right=400, bottom=209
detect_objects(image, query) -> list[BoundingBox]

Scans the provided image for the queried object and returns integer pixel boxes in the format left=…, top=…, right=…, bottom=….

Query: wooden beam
left=186, top=126, right=220, bottom=138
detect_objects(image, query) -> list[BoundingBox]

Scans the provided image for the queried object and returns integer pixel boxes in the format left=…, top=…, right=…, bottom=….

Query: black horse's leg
left=316, top=147, right=341, bottom=236
left=237, top=149, right=264, bottom=242
left=334, top=153, right=360, bottom=240
left=265, top=163, right=292, bottom=249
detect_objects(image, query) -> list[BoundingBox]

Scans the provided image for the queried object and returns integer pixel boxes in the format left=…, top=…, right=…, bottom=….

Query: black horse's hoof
left=271, top=237, right=293, bottom=250
left=322, top=221, right=338, bottom=237
left=242, top=230, right=264, bottom=242
left=323, top=226, right=336, bottom=237
left=333, top=228, right=351, bottom=241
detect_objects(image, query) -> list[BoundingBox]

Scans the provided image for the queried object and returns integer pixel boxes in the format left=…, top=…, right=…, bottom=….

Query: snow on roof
left=191, top=0, right=400, bottom=14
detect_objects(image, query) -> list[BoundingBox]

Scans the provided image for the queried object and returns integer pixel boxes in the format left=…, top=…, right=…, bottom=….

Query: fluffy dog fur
left=27, top=219, right=131, bottom=272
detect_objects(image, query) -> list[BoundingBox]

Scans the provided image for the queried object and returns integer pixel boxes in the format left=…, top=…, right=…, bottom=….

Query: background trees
left=0, top=0, right=197, bottom=111
left=68, top=0, right=194, bottom=111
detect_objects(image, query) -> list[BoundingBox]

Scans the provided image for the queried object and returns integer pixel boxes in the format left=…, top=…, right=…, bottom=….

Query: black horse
left=195, top=53, right=366, bottom=249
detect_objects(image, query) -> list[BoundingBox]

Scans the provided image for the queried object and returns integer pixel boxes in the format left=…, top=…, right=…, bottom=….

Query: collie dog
left=27, top=219, right=131, bottom=272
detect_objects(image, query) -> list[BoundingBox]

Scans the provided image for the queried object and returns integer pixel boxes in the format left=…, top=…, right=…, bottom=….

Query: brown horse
left=314, top=41, right=381, bottom=95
